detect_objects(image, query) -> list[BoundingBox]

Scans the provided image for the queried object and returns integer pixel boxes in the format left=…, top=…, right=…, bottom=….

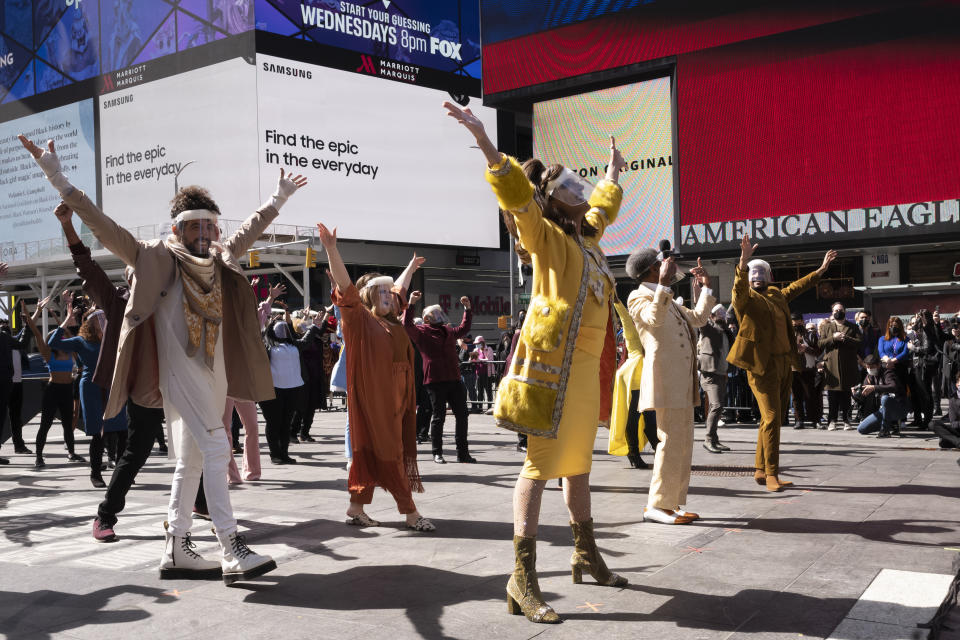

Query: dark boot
left=569, top=518, right=628, bottom=587
left=506, top=535, right=560, bottom=624
left=626, top=453, right=647, bottom=469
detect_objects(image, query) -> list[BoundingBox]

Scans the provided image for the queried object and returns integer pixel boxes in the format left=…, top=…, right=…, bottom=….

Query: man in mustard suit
left=727, top=236, right=837, bottom=491
left=626, top=247, right=715, bottom=524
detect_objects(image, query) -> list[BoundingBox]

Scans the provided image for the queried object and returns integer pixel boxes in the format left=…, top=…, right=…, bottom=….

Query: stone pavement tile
left=816, top=540, right=957, bottom=574
left=844, top=568, right=954, bottom=627
left=826, top=618, right=926, bottom=640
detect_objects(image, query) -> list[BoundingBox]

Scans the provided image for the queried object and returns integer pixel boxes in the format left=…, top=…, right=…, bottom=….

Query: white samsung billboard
left=256, top=53, right=500, bottom=248
left=534, top=76, right=675, bottom=257
left=98, top=57, right=260, bottom=230
left=0, top=100, right=96, bottom=250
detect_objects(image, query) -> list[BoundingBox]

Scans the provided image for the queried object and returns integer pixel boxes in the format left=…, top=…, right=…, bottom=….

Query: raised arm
left=682, top=258, right=716, bottom=328
left=19, top=135, right=140, bottom=266
left=317, top=223, right=352, bottom=292
left=782, top=249, right=836, bottom=302
left=55, top=202, right=119, bottom=313
left=730, top=235, right=758, bottom=315
left=403, top=290, right=424, bottom=344
left=224, top=169, right=307, bottom=257
left=23, top=299, right=50, bottom=360
left=442, top=101, right=500, bottom=166
left=396, top=253, right=425, bottom=294
left=451, top=296, right=473, bottom=339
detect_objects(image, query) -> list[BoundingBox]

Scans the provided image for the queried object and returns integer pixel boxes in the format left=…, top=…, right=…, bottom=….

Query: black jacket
left=0, top=327, right=30, bottom=383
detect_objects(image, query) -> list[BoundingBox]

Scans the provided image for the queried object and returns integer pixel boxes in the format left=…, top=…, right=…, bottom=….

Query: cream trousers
left=647, top=407, right=694, bottom=511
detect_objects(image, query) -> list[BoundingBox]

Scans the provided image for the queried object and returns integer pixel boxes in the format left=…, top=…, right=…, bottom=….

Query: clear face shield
left=545, top=168, right=594, bottom=207
left=362, top=276, right=396, bottom=317
left=423, top=304, right=448, bottom=326
left=173, top=209, right=221, bottom=258
left=747, top=259, right=772, bottom=291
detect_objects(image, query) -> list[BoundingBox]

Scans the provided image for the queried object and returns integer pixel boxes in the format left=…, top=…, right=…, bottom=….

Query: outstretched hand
left=608, top=136, right=627, bottom=172
left=689, top=257, right=710, bottom=288
left=409, top=290, right=422, bottom=305
left=268, top=282, right=286, bottom=301
left=739, top=235, right=758, bottom=261
left=442, top=101, right=486, bottom=139
left=408, top=252, right=426, bottom=271
left=316, top=223, right=337, bottom=250
left=818, top=249, right=838, bottom=275
left=460, top=296, right=471, bottom=310
left=18, top=135, right=62, bottom=179
left=275, top=168, right=308, bottom=200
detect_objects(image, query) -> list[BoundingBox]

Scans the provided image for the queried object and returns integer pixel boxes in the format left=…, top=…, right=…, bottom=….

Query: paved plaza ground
left=1, top=411, right=959, bottom=640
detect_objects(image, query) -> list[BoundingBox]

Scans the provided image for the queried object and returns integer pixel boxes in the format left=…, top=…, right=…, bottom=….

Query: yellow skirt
left=521, top=347, right=600, bottom=480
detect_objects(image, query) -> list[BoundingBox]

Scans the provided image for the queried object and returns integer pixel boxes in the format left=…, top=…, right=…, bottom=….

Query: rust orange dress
left=333, top=284, right=422, bottom=512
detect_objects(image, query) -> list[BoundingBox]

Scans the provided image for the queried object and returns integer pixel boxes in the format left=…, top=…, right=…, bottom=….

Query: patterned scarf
left=166, top=238, right=223, bottom=370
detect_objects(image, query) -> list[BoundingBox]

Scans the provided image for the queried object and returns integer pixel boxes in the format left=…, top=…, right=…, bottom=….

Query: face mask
left=867, top=368, right=879, bottom=377
left=833, top=311, right=845, bottom=321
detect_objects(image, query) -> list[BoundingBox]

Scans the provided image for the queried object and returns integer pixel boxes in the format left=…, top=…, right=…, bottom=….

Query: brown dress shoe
left=754, top=469, right=766, bottom=485
left=765, top=475, right=794, bottom=492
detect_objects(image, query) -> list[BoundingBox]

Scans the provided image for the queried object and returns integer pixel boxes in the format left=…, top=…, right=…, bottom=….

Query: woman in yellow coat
left=444, top=101, right=628, bottom=624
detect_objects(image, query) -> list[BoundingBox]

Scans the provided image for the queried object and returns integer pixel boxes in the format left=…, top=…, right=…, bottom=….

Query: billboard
left=0, top=99, right=96, bottom=253
left=257, top=53, right=499, bottom=247
left=255, top=0, right=480, bottom=93
left=0, top=0, right=254, bottom=103
left=533, top=76, right=674, bottom=257
left=99, top=57, right=260, bottom=230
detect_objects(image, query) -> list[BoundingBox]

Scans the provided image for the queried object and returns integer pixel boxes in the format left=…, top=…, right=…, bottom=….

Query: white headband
left=88, top=309, right=107, bottom=332
left=174, top=209, right=218, bottom=224
left=361, top=276, right=394, bottom=291
left=423, top=304, right=443, bottom=317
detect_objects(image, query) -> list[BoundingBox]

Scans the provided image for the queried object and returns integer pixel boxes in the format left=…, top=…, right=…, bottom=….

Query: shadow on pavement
left=0, top=585, right=174, bottom=640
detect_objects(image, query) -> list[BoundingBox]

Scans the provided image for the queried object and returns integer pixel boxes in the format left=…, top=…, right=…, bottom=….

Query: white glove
left=268, top=172, right=301, bottom=210
left=35, top=146, right=72, bottom=196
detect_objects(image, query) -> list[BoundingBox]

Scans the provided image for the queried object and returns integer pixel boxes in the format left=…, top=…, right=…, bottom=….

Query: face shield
left=173, top=209, right=221, bottom=258
left=545, top=168, right=594, bottom=207
left=747, top=259, right=772, bottom=291
left=362, top=276, right=396, bottom=317
left=423, top=304, right=448, bottom=326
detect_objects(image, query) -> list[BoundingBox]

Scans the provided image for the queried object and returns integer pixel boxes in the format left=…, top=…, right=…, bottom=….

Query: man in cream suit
left=625, top=246, right=715, bottom=525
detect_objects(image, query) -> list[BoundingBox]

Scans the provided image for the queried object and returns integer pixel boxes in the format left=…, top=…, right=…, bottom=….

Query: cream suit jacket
left=627, top=283, right=715, bottom=411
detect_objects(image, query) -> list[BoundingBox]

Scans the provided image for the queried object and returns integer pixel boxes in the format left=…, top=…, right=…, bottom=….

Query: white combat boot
left=158, top=521, right=222, bottom=579
left=214, top=527, right=277, bottom=586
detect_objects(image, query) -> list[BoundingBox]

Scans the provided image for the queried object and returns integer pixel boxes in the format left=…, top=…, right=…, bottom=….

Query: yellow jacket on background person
left=609, top=301, right=647, bottom=456
left=486, top=155, right=622, bottom=438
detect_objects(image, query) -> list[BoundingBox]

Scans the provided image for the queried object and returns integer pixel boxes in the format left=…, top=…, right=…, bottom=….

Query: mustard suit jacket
left=726, top=266, right=821, bottom=377
left=486, top=155, right=622, bottom=438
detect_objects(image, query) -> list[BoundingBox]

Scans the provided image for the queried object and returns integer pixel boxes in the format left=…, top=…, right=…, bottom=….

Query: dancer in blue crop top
left=23, top=297, right=85, bottom=468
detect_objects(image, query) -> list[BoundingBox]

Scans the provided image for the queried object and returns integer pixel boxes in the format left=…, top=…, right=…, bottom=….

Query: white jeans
left=166, top=407, right=236, bottom=537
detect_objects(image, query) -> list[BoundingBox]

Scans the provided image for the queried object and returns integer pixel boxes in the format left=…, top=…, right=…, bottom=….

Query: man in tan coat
left=20, top=134, right=306, bottom=585
left=727, top=235, right=836, bottom=491
left=626, top=247, right=714, bottom=524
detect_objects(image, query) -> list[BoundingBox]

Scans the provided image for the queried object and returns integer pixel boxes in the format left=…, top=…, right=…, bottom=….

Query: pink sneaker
left=92, top=517, right=118, bottom=542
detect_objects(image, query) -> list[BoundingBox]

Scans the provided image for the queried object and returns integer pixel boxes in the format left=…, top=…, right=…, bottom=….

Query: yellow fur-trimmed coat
left=486, top=155, right=622, bottom=438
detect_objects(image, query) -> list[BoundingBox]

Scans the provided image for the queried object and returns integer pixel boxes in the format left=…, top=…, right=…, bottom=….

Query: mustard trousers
left=746, top=354, right=793, bottom=476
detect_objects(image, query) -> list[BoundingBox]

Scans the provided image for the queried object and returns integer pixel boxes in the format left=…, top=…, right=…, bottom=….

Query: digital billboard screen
left=257, top=53, right=499, bottom=248
left=533, top=76, right=674, bottom=257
